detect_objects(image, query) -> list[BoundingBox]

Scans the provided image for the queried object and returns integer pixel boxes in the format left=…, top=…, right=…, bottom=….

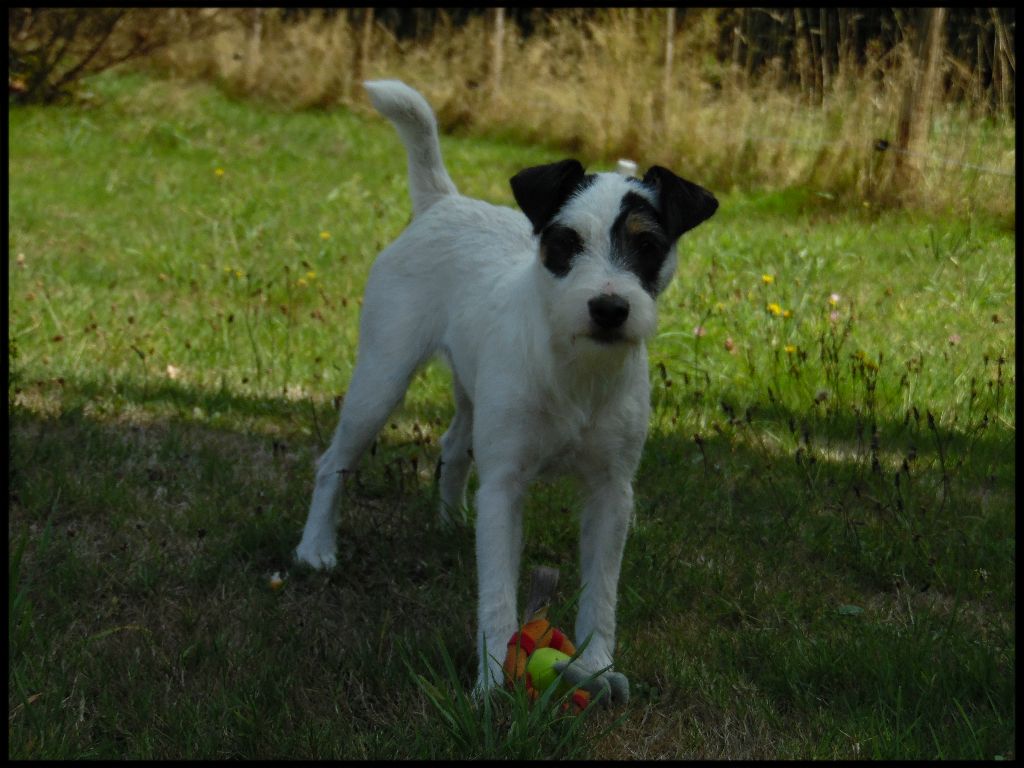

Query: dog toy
left=502, top=566, right=590, bottom=714
left=526, top=646, right=572, bottom=694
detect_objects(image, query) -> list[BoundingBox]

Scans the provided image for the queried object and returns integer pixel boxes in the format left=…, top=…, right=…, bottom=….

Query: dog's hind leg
left=295, top=341, right=426, bottom=570
left=436, top=376, right=474, bottom=524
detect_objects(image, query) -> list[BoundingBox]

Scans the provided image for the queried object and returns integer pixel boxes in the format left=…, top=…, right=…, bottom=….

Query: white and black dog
left=295, top=80, right=718, bottom=702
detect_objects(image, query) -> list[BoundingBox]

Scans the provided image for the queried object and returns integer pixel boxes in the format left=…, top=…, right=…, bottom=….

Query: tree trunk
left=490, top=7, right=505, bottom=99
left=663, top=7, right=675, bottom=121
left=352, top=7, right=373, bottom=88
left=894, top=8, right=947, bottom=189
left=819, top=9, right=831, bottom=97
left=243, top=9, right=263, bottom=93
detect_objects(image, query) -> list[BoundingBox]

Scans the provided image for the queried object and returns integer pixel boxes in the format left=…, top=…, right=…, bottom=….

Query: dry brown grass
left=146, top=9, right=1014, bottom=220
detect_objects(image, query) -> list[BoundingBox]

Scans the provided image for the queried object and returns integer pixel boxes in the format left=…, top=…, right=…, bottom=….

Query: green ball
left=526, top=647, right=572, bottom=694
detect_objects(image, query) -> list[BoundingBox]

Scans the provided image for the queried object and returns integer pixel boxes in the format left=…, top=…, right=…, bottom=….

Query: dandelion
left=782, top=309, right=793, bottom=319
left=306, top=270, right=317, bottom=281
left=234, top=269, right=245, bottom=279
left=784, top=344, right=797, bottom=354
left=320, top=231, right=331, bottom=240
left=762, top=274, right=775, bottom=285
left=693, top=325, right=707, bottom=338
left=214, top=167, right=225, bottom=177
left=767, top=302, right=783, bottom=316
left=829, top=292, right=841, bottom=306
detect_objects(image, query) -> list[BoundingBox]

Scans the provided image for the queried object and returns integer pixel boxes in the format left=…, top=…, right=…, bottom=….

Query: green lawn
left=8, top=71, right=1015, bottom=759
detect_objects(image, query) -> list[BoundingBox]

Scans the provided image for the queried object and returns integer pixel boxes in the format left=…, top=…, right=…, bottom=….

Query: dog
left=295, top=80, right=718, bottom=702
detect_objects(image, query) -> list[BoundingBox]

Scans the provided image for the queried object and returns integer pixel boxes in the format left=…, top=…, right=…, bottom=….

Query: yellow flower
left=767, top=302, right=783, bottom=316
left=784, top=344, right=797, bottom=354
left=762, top=274, right=775, bottom=285
left=297, top=278, right=308, bottom=288
left=320, top=231, right=331, bottom=240
left=783, top=309, right=793, bottom=319
left=306, top=270, right=317, bottom=280
left=234, top=269, right=245, bottom=279
left=214, top=167, right=225, bottom=177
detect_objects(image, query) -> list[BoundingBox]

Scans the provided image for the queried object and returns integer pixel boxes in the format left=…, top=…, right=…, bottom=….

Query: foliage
left=142, top=8, right=1015, bottom=220
left=8, top=9, right=227, bottom=104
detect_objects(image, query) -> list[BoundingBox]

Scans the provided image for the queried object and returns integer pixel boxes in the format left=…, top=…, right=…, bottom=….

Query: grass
left=8, top=70, right=1016, bottom=760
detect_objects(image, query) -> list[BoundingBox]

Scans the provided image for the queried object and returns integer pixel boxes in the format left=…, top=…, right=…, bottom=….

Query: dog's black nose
left=588, top=294, right=630, bottom=329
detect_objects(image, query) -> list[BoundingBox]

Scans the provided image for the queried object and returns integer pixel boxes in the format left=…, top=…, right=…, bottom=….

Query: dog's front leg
left=473, top=473, right=526, bottom=694
left=574, top=477, right=633, bottom=702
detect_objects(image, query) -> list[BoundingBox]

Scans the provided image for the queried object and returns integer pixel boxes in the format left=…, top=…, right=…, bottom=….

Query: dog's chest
left=531, top=401, right=640, bottom=479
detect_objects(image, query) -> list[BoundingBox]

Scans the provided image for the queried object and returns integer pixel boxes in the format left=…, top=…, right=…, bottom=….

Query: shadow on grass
left=8, top=370, right=1016, bottom=759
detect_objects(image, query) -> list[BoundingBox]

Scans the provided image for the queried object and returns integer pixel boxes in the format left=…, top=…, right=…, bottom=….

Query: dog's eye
left=626, top=234, right=667, bottom=268
left=633, top=234, right=666, bottom=259
left=624, top=233, right=669, bottom=293
left=540, top=225, right=583, bottom=277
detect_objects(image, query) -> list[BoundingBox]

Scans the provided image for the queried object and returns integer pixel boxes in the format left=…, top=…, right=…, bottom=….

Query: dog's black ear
left=510, top=159, right=586, bottom=234
left=642, top=166, right=718, bottom=241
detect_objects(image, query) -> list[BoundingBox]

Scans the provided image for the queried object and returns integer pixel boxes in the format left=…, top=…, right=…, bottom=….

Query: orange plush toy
left=501, top=566, right=590, bottom=714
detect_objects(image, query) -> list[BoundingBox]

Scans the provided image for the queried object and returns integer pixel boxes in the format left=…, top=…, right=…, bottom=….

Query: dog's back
left=362, top=82, right=539, bottom=367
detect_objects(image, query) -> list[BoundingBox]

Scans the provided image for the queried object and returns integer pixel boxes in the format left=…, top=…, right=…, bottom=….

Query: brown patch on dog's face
left=624, top=212, right=658, bottom=237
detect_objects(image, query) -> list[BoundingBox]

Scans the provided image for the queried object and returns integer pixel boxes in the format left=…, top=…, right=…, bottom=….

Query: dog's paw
left=470, top=677, right=499, bottom=704
left=471, top=658, right=507, bottom=701
left=552, top=659, right=630, bottom=706
left=293, top=543, right=337, bottom=570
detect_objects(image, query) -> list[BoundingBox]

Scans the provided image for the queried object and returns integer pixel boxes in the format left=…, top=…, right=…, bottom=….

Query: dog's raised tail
left=364, top=80, right=458, bottom=218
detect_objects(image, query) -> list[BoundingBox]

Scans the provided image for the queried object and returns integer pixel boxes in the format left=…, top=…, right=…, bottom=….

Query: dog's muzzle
left=587, top=294, right=630, bottom=343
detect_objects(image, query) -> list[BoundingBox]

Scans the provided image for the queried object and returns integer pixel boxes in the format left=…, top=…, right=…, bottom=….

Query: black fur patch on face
left=610, top=191, right=672, bottom=294
left=539, top=223, right=584, bottom=277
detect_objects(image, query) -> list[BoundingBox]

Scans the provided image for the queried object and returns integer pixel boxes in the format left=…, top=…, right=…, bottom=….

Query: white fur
left=296, top=80, right=677, bottom=700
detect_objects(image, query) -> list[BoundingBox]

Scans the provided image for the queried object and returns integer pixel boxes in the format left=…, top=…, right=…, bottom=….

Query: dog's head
left=511, top=159, right=717, bottom=349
